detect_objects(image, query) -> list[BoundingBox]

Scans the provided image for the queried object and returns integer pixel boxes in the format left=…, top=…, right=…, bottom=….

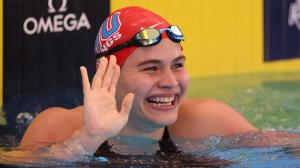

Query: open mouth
left=147, top=96, right=175, bottom=107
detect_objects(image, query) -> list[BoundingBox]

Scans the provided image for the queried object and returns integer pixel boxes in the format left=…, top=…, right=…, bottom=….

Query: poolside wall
left=110, top=0, right=300, bottom=78
left=0, top=0, right=300, bottom=129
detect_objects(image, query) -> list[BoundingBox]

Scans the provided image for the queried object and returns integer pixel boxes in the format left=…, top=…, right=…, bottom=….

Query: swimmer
left=19, top=6, right=257, bottom=160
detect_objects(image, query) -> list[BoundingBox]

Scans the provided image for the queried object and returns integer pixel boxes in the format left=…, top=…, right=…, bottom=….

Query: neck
left=119, top=124, right=165, bottom=140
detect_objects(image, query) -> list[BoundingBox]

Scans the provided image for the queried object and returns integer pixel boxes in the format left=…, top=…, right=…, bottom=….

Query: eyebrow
left=137, top=55, right=186, bottom=67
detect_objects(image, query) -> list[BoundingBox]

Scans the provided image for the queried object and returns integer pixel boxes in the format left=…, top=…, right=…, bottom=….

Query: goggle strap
left=96, top=41, right=131, bottom=59
left=95, top=25, right=184, bottom=59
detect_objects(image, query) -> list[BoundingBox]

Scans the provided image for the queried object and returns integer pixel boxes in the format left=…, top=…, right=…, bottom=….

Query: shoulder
left=35, top=106, right=83, bottom=124
left=168, top=98, right=257, bottom=139
left=20, top=106, right=84, bottom=147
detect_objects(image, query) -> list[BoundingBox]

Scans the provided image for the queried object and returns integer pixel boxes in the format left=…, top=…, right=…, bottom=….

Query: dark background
left=264, top=0, right=300, bottom=61
left=1, top=0, right=110, bottom=136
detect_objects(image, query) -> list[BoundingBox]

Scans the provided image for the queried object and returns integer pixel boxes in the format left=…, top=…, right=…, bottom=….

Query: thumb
left=119, top=93, right=134, bottom=119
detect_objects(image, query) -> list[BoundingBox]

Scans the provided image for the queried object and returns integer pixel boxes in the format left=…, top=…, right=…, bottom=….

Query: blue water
left=214, top=146, right=300, bottom=167
left=1, top=71, right=300, bottom=167
left=1, top=133, right=300, bottom=167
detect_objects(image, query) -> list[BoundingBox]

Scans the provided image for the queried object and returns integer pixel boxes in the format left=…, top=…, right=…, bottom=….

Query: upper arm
left=20, top=107, right=83, bottom=148
left=168, top=98, right=257, bottom=139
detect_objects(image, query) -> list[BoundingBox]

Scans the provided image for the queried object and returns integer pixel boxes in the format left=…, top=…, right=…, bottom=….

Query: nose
left=158, top=69, right=178, bottom=89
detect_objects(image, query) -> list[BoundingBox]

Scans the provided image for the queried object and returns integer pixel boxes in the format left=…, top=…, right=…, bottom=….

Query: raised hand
left=76, top=56, right=134, bottom=153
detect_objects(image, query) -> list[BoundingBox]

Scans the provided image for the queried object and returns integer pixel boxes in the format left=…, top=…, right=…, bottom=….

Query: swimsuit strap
left=157, top=127, right=182, bottom=156
left=162, top=126, right=171, bottom=140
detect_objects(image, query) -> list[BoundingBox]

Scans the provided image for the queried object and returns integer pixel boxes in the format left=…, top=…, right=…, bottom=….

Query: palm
left=80, top=56, right=134, bottom=139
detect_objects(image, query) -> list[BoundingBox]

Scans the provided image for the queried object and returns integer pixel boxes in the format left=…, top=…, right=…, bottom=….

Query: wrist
left=71, top=128, right=107, bottom=154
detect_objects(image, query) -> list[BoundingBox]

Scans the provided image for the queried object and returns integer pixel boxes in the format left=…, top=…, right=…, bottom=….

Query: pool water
left=1, top=71, right=300, bottom=167
left=1, top=133, right=300, bottom=167
left=188, top=71, right=300, bottom=131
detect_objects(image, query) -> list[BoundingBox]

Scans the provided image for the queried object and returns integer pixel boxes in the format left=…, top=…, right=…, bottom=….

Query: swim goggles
left=95, top=25, right=184, bottom=59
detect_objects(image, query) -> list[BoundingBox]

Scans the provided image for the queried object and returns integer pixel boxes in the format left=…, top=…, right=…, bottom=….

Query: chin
left=156, top=118, right=177, bottom=127
left=147, top=110, right=178, bottom=127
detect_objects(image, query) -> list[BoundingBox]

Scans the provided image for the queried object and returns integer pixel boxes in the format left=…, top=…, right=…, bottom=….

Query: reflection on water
left=214, top=146, right=300, bottom=167
left=1, top=131, right=300, bottom=167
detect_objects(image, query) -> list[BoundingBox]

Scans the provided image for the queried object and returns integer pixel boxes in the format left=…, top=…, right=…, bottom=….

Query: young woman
left=19, top=6, right=256, bottom=160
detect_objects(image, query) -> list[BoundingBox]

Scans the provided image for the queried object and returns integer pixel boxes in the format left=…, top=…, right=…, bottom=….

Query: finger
left=108, top=64, right=120, bottom=96
left=92, top=57, right=108, bottom=90
left=101, top=55, right=117, bottom=89
left=80, top=66, right=91, bottom=94
left=119, top=93, right=134, bottom=120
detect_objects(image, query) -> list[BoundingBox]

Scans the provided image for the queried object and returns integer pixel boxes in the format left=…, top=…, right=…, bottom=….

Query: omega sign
left=23, top=0, right=91, bottom=35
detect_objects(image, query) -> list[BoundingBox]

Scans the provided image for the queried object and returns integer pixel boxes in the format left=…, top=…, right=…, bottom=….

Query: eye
left=172, top=63, right=184, bottom=69
left=142, top=66, right=158, bottom=71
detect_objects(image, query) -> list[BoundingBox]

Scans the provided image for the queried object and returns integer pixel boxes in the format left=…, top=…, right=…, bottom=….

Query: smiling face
left=116, top=38, right=190, bottom=132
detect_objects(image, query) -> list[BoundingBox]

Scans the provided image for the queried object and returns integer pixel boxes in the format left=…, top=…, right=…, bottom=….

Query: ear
left=95, top=59, right=101, bottom=69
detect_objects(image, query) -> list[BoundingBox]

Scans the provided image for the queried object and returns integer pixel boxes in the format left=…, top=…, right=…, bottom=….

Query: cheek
left=178, top=70, right=190, bottom=92
left=116, top=76, right=153, bottom=111
left=128, top=77, right=152, bottom=96
left=117, top=75, right=151, bottom=98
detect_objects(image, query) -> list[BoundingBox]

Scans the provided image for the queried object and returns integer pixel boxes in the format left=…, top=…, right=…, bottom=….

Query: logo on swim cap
left=94, top=6, right=172, bottom=66
left=95, top=12, right=122, bottom=54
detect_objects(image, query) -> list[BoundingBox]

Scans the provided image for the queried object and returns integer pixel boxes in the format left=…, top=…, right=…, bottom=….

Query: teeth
left=147, top=96, right=175, bottom=104
left=150, top=102, right=172, bottom=106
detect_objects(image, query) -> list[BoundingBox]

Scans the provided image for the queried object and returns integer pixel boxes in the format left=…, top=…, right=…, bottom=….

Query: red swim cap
left=94, top=6, right=171, bottom=66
